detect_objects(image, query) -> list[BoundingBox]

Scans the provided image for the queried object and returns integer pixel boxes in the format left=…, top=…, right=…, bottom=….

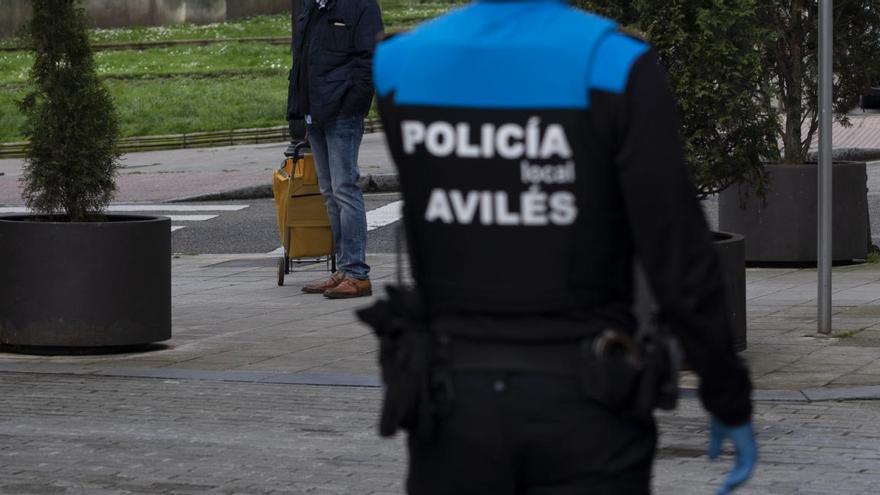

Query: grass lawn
left=0, top=77, right=289, bottom=142
left=0, top=3, right=461, bottom=143
left=1, top=43, right=290, bottom=85
left=0, top=88, right=25, bottom=142
left=112, top=76, right=289, bottom=137
left=0, top=3, right=462, bottom=49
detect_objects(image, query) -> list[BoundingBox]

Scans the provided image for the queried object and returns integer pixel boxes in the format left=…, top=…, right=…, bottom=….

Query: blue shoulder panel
left=374, top=2, right=641, bottom=109
left=589, top=33, right=650, bottom=94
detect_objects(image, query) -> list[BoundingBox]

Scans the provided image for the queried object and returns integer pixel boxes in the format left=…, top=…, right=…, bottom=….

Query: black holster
left=583, top=328, right=681, bottom=420
left=356, top=286, right=452, bottom=440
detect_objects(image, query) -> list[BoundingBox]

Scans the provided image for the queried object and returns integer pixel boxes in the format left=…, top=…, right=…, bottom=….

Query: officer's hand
left=708, top=417, right=757, bottom=494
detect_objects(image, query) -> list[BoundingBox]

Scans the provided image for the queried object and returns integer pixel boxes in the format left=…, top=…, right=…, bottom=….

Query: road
left=166, top=193, right=403, bottom=255
left=129, top=160, right=880, bottom=255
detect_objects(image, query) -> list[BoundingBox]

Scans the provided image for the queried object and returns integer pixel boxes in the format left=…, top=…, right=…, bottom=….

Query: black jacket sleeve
left=340, top=0, right=384, bottom=117
left=614, top=51, right=753, bottom=426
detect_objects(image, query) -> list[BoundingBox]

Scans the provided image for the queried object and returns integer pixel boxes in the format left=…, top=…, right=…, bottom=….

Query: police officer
left=368, top=1, right=757, bottom=493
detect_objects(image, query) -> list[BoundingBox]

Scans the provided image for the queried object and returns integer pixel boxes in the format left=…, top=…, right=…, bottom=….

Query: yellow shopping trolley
left=272, top=143, right=335, bottom=286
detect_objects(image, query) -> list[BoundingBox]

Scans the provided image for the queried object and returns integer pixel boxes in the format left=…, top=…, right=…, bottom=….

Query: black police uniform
left=370, top=1, right=753, bottom=493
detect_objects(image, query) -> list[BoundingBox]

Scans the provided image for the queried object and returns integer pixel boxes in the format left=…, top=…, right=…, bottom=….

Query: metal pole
left=818, top=0, right=833, bottom=334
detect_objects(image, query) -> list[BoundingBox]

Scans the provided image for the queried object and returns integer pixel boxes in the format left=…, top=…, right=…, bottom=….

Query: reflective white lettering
left=449, top=190, right=480, bottom=224
left=520, top=160, right=576, bottom=185
left=494, top=192, right=521, bottom=225
left=495, top=124, right=525, bottom=160
left=401, top=118, right=573, bottom=160
left=456, top=124, right=480, bottom=158
left=425, top=122, right=455, bottom=157
left=540, top=124, right=572, bottom=159
left=549, top=191, right=578, bottom=225
left=481, top=124, right=496, bottom=159
left=402, top=121, right=425, bottom=154
left=521, top=186, right=549, bottom=226
left=526, top=117, right=541, bottom=159
left=425, top=188, right=454, bottom=223
left=423, top=188, right=578, bottom=226
left=480, top=191, right=494, bottom=225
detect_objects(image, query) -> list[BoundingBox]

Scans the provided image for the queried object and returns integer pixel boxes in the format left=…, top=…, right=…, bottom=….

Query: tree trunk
left=781, top=0, right=806, bottom=164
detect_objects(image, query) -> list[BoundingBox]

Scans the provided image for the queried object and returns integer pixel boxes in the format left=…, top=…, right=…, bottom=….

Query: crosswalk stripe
left=167, top=215, right=218, bottom=222
left=1, top=205, right=236, bottom=234
left=107, top=205, right=249, bottom=212
left=367, top=201, right=402, bottom=231
left=0, top=204, right=248, bottom=214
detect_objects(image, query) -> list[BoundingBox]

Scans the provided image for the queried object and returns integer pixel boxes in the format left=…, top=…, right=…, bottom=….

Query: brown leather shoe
left=302, top=271, right=345, bottom=294
left=324, top=277, right=372, bottom=299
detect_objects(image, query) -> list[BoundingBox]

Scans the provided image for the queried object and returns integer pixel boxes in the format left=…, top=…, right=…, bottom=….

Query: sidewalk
left=1, top=252, right=880, bottom=397
left=0, top=132, right=398, bottom=205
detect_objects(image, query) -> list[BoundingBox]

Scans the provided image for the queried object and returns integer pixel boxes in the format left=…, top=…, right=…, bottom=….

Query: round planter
left=634, top=232, right=746, bottom=352
left=719, top=162, right=868, bottom=263
left=0, top=214, right=171, bottom=350
left=714, top=232, right=747, bottom=352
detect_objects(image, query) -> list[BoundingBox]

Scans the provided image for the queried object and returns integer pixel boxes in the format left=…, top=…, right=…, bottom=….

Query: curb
left=806, top=148, right=880, bottom=162
left=170, top=172, right=400, bottom=202
left=0, top=362, right=876, bottom=403
left=0, top=119, right=385, bottom=159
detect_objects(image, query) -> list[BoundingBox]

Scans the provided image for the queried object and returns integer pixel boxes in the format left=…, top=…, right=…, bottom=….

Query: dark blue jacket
left=288, top=0, right=383, bottom=124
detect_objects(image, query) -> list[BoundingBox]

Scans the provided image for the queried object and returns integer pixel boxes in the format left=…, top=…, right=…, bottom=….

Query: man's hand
left=708, top=417, right=757, bottom=494
left=284, top=140, right=305, bottom=157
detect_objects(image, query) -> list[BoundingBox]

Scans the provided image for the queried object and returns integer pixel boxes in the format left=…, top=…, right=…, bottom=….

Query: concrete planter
left=634, top=232, right=746, bottom=352
left=719, top=162, right=868, bottom=263
left=714, top=232, right=747, bottom=351
left=0, top=214, right=171, bottom=352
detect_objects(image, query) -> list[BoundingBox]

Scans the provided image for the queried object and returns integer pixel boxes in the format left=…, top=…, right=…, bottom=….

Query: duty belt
left=446, top=338, right=593, bottom=376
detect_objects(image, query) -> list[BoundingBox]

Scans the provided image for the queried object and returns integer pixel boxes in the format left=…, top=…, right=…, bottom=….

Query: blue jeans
left=308, top=116, right=370, bottom=280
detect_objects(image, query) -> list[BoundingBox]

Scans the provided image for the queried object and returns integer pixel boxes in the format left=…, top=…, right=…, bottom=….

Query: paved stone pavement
left=2, top=254, right=880, bottom=492
left=2, top=373, right=880, bottom=494
left=4, top=253, right=880, bottom=394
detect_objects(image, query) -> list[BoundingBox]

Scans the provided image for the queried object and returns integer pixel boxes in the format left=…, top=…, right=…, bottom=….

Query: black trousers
left=407, top=372, right=656, bottom=495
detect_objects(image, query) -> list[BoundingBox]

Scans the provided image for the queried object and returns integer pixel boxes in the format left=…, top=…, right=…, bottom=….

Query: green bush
left=20, top=0, right=120, bottom=221
left=581, top=0, right=880, bottom=179
left=579, top=0, right=776, bottom=196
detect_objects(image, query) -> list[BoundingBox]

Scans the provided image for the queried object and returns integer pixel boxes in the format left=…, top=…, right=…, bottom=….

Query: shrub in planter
left=579, top=0, right=777, bottom=197
left=0, top=0, right=170, bottom=351
left=19, top=0, right=120, bottom=220
left=582, top=1, right=880, bottom=262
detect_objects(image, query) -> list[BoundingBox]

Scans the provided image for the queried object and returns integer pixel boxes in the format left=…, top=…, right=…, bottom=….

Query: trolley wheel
left=277, top=257, right=286, bottom=286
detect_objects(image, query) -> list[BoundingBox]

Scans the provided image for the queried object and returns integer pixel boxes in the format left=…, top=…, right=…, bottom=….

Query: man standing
left=366, top=1, right=757, bottom=493
left=288, top=0, right=383, bottom=299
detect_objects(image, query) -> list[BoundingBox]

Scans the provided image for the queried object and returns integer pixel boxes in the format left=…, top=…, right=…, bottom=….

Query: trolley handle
left=281, top=141, right=311, bottom=169
left=291, top=141, right=310, bottom=160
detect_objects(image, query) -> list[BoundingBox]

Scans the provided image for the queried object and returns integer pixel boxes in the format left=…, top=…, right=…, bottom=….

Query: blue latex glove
left=708, top=417, right=758, bottom=495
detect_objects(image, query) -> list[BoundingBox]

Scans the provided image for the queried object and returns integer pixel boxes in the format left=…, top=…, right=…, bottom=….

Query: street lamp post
left=818, top=0, right=833, bottom=334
